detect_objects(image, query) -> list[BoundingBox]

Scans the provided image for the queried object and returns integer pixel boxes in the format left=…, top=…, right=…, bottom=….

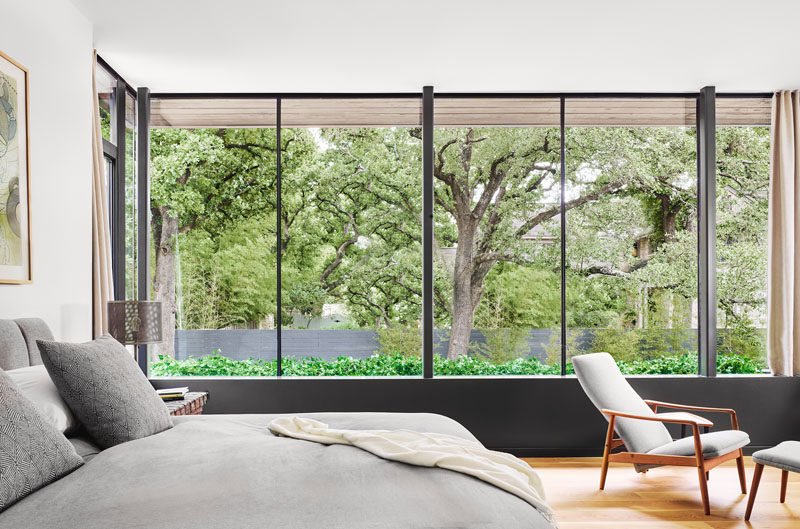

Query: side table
left=165, top=391, right=209, bottom=416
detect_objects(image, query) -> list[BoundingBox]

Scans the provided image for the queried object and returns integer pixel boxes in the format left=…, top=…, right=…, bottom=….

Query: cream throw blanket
left=268, top=416, right=556, bottom=525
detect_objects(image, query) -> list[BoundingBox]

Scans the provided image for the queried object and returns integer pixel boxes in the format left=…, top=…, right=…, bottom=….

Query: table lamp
left=107, top=300, right=163, bottom=361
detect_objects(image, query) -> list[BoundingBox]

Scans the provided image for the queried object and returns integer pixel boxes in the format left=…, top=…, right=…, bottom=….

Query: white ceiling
left=70, top=0, right=800, bottom=94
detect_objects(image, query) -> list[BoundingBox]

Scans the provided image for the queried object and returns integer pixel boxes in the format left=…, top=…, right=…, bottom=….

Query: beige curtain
left=91, top=50, right=114, bottom=337
left=767, top=90, right=800, bottom=375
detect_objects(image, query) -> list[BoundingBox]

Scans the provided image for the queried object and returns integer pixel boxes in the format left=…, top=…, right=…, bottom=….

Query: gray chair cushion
left=753, top=441, right=800, bottom=473
left=0, top=369, right=83, bottom=512
left=14, top=318, right=54, bottom=366
left=648, top=430, right=750, bottom=458
left=573, top=353, right=672, bottom=454
left=37, top=335, right=173, bottom=449
left=0, top=320, right=30, bottom=371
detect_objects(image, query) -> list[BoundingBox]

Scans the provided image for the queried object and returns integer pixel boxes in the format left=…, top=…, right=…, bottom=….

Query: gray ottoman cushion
left=37, top=335, right=173, bottom=449
left=648, top=430, right=750, bottom=458
left=753, top=441, right=800, bottom=473
left=0, top=369, right=83, bottom=512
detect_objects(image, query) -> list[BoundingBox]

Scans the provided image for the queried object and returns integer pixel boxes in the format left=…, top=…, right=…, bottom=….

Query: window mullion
left=697, top=86, right=717, bottom=377
left=422, top=86, right=434, bottom=378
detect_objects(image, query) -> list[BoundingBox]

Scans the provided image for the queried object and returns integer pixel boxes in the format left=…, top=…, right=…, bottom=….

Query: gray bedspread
left=0, top=412, right=555, bottom=529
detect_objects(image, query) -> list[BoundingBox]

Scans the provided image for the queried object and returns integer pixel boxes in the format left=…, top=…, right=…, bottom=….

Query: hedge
left=151, top=351, right=765, bottom=377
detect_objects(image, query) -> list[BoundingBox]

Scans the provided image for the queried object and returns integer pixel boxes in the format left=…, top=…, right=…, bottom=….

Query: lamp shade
left=107, top=301, right=163, bottom=345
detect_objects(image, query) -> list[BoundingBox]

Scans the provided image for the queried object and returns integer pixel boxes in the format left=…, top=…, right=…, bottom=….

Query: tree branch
left=514, top=180, right=626, bottom=239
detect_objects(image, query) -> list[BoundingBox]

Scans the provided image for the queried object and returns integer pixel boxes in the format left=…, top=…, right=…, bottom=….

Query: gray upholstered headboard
left=0, top=318, right=54, bottom=370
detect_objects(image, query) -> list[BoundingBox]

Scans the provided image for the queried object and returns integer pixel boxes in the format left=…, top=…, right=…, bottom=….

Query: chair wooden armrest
left=600, top=408, right=705, bottom=429
left=655, top=412, right=713, bottom=428
left=643, top=400, right=739, bottom=429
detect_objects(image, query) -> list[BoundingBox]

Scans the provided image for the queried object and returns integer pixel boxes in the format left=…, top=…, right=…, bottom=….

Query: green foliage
left=591, top=291, right=694, bottom=362
left=714, top=126, right=770, bottom=361
left=178, top=216, right=278, bottom=328
left=151, top=352, right=764, bottom=377
left=475, top=328, right=531, bottom=364
left=152, top=123, right=770, bottom=367
left=718, top=325, right=766, bottom=361
left=475, top=265, right=561, bottom=330
left=151, top=353, right=278, bottom=377
left=591, top=326, right=645, bottom=362
left=283, top=282, right=327, bottom=326
left=377, top=326, right=422, bottom=357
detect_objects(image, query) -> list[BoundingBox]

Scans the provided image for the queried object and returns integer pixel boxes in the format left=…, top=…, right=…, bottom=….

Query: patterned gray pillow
left=37, top=335, right=172, bottom=449
left=0, top=369, right=83, bottom=512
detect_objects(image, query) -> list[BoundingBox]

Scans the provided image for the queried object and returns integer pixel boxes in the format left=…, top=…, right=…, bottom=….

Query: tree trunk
left=152, top=207, right=178, bottom=358
left=659, top=193, right=681, bottom=243
left=447, top=221, right=476, bottom=360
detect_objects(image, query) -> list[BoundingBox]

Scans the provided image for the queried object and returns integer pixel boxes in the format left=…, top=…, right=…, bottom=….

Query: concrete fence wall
left=173, top=328, right=711, bottom=363
left=175, top=329, right=560, bottom=362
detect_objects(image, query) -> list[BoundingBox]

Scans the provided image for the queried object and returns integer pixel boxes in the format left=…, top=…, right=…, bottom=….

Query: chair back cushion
left=573, top=353, right=672, bottom=454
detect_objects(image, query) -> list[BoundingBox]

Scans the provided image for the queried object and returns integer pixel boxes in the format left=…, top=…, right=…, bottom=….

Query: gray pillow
left=37, top=335, right=172, bottom=449
left=0, top=369, right=83, bottom=512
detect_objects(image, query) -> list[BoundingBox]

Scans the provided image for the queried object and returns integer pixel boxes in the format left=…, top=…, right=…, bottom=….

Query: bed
left=0, top=319, right=556, bottom=529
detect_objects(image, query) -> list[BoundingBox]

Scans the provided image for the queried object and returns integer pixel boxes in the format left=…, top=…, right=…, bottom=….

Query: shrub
left=151, top=351, right=764, bottom=377
left=377, top=327, right=422, bottom=357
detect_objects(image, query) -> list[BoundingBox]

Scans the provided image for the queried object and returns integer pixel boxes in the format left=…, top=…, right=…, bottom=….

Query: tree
left=715, top=126, right=770, bottom=358
left=150, top=127, right=313, bottom=355
left=283, top=127, right=424, bottom=329
left=286, top=125, right=695, bottom=360
left=153, top=122, right=770, bottom=367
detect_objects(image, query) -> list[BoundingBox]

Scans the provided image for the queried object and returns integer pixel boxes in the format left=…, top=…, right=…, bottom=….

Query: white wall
left=0, top=0, right=93, bottom=341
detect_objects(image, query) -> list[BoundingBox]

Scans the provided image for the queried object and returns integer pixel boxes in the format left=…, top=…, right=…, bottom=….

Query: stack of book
left=157, top=387, right=189, bottom=401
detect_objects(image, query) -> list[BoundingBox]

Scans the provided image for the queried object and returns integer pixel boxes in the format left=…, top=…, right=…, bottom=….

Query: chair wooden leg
left=599, top=416, right=615, bottom=490
left=697, top=465, right=711, bottom=515
left=781, top=470, right=788, bottom=503
left=745, top=463, right=764, bottom=521
left=692, top=427, right=710, bottom=515
left=736, top=451, right=747, bottom=494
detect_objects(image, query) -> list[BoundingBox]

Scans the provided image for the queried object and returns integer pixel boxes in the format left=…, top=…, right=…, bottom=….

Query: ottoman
left=745, top=441, right=800, bottom=520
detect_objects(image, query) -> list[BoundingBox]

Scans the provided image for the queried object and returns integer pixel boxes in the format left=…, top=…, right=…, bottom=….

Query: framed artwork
left=0, top=51, right=31, bottom=284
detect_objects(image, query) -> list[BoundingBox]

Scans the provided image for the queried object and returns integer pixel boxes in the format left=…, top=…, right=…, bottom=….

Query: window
left=715, top=97, right=771, bottom=371
left=148, top=97, right=278, bottom=372
left=148, top=97, right=424, bottom=376
left=122, top=92, right=137, bottom=301
left=96, top=60, right=134, bottom=301
left=96, top=66, right=114, bottom=143
left=433, top=98, right=562, bottom=375
left=564, top=98, right=699, bottom=371
left=137, top=88, right=771, bottom=377
left=280, top=98, right=423, bottom=376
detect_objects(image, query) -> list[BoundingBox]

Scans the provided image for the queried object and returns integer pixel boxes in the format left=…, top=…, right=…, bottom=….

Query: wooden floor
left=523, top=457, right=799, bottom=528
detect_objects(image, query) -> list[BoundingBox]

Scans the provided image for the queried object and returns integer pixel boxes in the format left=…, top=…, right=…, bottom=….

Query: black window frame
left=97, top=56, right=137, bottom=302
left=125, top=87, right=772, bottom=378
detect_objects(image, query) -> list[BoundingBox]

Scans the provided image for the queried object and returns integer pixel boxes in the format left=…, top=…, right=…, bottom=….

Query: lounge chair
left=572, top=352, right=750, bottom=515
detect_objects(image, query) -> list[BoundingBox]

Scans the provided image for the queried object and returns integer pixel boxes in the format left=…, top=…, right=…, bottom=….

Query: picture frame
left=0, top=50, right=31, bottom=284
